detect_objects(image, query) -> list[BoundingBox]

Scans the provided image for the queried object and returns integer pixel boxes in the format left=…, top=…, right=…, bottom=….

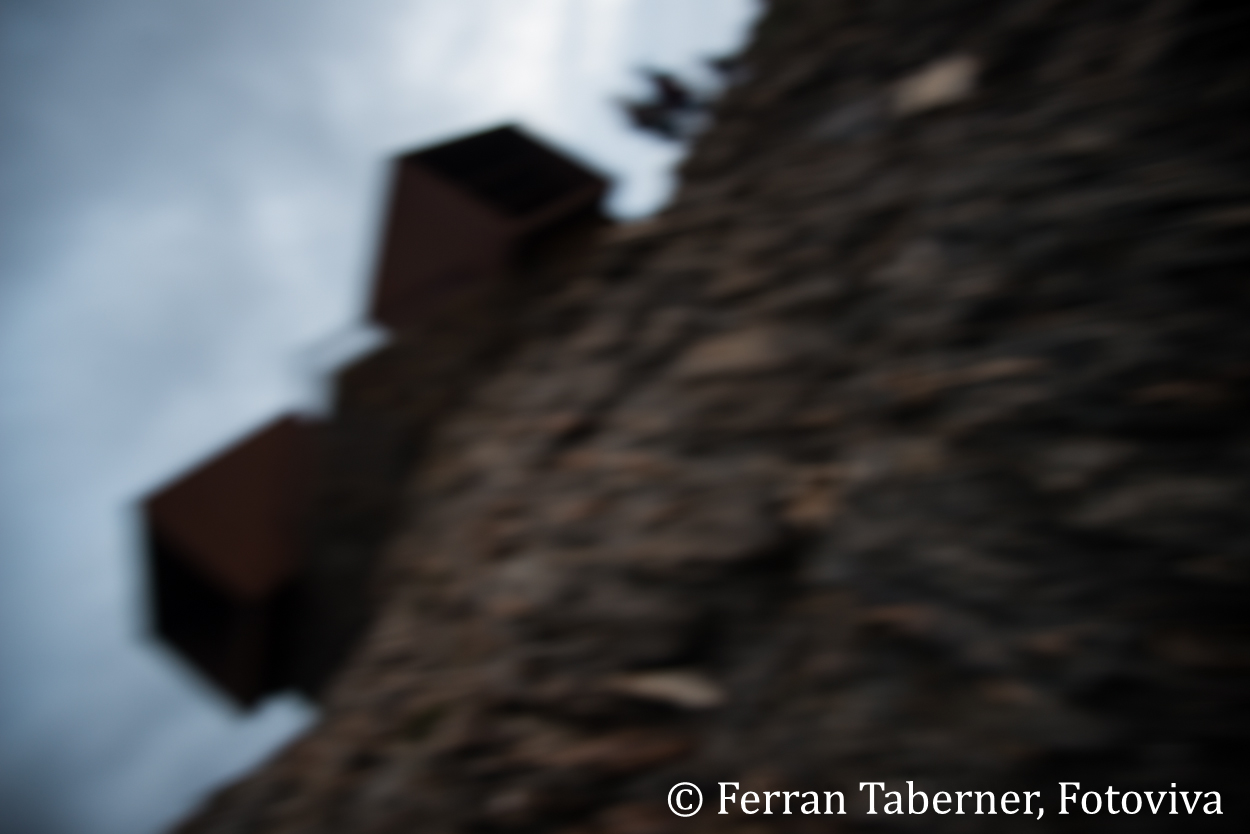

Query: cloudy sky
left=0, top=2, right=759, bottom=832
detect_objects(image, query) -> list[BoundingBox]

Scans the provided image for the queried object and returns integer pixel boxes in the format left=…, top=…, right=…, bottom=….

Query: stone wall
left=176, top=1, right=1249, bottom=831
left=290, top=211, right=606, bottom=697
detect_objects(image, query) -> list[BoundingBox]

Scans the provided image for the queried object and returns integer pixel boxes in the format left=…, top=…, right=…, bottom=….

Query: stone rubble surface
left=177, top=1, right=1249, bottom=831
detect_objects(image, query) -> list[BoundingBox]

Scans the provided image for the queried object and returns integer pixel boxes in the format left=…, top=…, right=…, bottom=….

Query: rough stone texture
left=177, top=1, right=1249, bottom=831
left=291, top=214, right=607, bottom=696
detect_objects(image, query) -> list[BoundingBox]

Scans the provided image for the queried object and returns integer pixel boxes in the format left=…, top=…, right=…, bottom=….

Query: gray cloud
left=0, top=1, right=759, bottom=832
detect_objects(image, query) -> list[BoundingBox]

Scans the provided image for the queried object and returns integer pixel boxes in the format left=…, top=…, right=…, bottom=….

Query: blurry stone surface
left=175, top=1, right=1248, bottom=831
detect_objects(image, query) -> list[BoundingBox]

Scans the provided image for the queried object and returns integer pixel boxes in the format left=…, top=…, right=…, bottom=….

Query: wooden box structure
left=144, top=417, right=312, bottom=706
left=368, top=125, right=608, bottom=330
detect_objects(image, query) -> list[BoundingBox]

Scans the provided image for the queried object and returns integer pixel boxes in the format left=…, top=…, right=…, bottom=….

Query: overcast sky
left=0, top=2, right=759, bottom=832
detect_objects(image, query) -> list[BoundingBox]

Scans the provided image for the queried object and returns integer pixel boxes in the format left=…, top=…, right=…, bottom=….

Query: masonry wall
left=176, top=1, right=1249, bottom=831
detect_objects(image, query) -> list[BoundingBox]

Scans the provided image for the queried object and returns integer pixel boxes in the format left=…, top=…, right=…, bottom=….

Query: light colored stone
left=604, top=670, right=726, bottom=709
left=671, top=326, right=792, bottom=378
left=893, top=54, right=979, bottom=115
